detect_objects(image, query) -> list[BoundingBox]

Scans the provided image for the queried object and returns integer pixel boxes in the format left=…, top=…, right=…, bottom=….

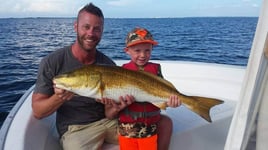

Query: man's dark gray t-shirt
left=34, top=46, right=116, bottom=137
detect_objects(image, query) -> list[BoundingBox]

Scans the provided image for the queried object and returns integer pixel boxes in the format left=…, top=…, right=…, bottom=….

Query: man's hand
left=53, top=86, right=74, bottom=102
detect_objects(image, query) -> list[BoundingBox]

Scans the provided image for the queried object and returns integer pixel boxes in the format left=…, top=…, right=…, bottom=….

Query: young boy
left=118, top=27, right=180, bottom=150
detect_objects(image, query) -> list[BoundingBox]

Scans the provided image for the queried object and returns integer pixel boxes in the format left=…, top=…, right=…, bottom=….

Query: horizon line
left=0, top=16, right=259, bottom=19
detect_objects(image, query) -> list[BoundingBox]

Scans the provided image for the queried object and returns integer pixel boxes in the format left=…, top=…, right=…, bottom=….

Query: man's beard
left=77, top=33, right=100, bottom=52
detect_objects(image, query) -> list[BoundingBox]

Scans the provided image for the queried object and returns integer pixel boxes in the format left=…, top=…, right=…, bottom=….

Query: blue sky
left=0, top=0, right=262, bottom=18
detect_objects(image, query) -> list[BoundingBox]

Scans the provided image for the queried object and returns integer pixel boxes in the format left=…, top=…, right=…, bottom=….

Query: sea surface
left=0, top=17, right=258, bottom=127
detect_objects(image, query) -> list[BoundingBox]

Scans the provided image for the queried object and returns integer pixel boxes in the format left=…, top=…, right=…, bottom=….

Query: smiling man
left=32, top=3, right=134, bottom=150
left=31, top=2, right=177, bottom=150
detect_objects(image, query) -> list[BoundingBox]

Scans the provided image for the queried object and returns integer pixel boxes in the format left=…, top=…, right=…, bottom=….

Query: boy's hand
left=97, top=95, right=135, bottom=111
left=118, top=95, right=135, bottom=110
left=166, top=95, right=181, bottom=107
left=97, top=95, right=135, bottom=119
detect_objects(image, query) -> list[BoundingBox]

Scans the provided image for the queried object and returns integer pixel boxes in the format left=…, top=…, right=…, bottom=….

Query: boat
left=1, top=0, right=268, bottom=149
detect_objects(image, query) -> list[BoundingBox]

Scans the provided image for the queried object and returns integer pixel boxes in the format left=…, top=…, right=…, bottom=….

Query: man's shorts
left=60, top=119, right=118, bottom=150
left=119, top=134, right=157, bottom=150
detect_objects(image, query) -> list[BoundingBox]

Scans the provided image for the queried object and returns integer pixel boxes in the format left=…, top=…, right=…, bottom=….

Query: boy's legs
left=61, top=118, right=118, bottom=150
left=119, top=135, right=157, bottom=150
left=157, top=114, right=173, bottom=150
left=119, top=135, right=138, bottom=150
left=137, top=135, right=158, bottom=150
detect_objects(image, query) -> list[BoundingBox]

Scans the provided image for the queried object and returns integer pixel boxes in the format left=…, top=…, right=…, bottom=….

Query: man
left=32, top=3, right=177, bottom=150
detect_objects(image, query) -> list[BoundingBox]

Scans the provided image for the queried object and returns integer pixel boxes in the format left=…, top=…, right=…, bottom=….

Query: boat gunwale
left=0, top=85, right=35, bottom=149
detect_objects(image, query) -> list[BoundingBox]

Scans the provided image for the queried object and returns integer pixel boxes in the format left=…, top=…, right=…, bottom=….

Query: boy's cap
left=125, top=27, right=158, bottom=48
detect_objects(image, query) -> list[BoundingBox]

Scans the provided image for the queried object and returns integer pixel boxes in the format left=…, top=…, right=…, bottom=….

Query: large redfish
left=53, top=64, right=223, bottom=122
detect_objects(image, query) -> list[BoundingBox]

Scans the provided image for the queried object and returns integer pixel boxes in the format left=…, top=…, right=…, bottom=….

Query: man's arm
left=32, top=88, right=74, bottom=119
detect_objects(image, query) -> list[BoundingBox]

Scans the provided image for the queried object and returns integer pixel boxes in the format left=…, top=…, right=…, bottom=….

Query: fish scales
left=99, top=66, right=176, bottom=101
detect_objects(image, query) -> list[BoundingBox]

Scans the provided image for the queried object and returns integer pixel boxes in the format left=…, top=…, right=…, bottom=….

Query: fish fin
left=89, top=70, right=104, bottom=99
left=183, top=95, right=224, bottom=123
left=152, top=102, right=168, bottom=110
left=99, top=80, right=105, bottom=98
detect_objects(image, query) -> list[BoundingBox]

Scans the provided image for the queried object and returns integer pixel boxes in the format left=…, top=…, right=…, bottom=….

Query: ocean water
left=0, top=17, right=258, bottom=127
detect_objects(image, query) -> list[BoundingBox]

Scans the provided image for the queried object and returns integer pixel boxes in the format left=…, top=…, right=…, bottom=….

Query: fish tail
left=184, top=96, right=224, bottom=122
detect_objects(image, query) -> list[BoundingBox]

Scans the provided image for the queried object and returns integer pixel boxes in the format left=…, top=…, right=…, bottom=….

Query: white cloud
left=106, top=0, right=132, bottom=6
left=0, top=0, right=262, bottom=18
left=241, top=0, right=260, bottom=7
left=0, top=0, right=83, bottom=17
left=252, top=4, right=259, bottom=7
left=26, top=2, right=61, bottom=13
left=106, top=0, right=152, bottom=7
